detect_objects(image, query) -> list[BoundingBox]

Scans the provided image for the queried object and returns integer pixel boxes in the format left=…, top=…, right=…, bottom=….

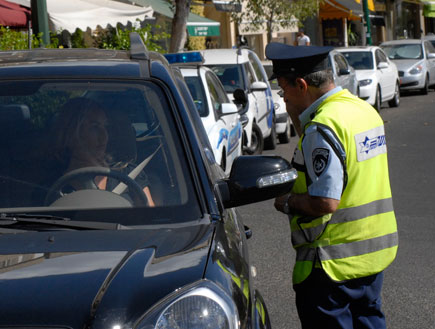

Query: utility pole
left=31, top=0, right=50, bottom=46
left=362, top=0, right=372, bottom=45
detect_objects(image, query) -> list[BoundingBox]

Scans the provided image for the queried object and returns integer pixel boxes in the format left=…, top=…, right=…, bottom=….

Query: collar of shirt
left=299, top=86, right=342, bottom=129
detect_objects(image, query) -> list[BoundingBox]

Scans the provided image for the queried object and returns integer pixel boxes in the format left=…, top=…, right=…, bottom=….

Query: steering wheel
left=44, top=166, right=148, bottom=207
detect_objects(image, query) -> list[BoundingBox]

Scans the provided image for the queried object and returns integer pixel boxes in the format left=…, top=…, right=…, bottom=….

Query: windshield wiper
left=0, top=213, right=127, bottom=231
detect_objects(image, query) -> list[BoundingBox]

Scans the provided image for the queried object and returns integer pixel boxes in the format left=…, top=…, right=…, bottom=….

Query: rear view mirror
left=250, top=81, right=268, bottom=91
left=377, top=62, right=389, bottom=69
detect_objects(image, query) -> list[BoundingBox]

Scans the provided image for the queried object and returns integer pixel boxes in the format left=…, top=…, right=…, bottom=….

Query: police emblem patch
left=312, top=148, right=329, bottom=176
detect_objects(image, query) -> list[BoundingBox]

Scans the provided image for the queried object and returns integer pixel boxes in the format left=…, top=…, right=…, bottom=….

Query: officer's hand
left=274, top=193, right=290, bottom=214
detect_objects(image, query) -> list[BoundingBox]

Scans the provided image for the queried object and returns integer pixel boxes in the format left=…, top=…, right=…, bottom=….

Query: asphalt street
left=239, top=89, right=435, bottom=329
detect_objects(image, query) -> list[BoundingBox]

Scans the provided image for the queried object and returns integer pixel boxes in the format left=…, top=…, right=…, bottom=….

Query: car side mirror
left=338, top=68, right=350, bottom=75
left=220, top=103, right=238, bottom=115
left=217, top=155, right=297, bottom=208
left=233, top=88, right=248, bottom=105
left=250, top=81, right=268, bottom=91
left=377, top=62, right=389, bottom=69
left=428, top=53, right=435, bottom=59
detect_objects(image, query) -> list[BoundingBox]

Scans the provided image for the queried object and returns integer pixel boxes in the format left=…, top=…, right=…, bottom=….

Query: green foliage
left=0, top=26, right=59, bottom=50
left=231, top=0, right=319, bottom=41
left=99, top=23, right=170, bottom=53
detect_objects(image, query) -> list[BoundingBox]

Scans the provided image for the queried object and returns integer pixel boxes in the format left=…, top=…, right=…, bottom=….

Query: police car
left=201, top=48, right=276, bottom=155
left=165, top=52, right=242, bottom=175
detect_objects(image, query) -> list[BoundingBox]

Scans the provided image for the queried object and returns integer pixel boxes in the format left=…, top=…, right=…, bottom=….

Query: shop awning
left=423, top=2, right=435, bottom=17
left=320, top=0, right=375, bottom=21
left=0, top=0, right=30, bottom=28
left=129, top=0, right=220, bottom=36
left=7, top=0, right=153, bottom=32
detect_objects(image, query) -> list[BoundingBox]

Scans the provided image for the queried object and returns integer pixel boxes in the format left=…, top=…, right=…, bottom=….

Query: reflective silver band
left=291, top=198, right=394, bottom=245
left=318, top=232, right=398, bottom=260
left=296, top=232, right=398, bottom=262
left=330, top=198, right=394, bottom=224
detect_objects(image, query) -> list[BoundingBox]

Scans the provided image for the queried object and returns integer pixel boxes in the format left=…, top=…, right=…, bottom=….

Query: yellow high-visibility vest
left=291, top=89, right=398, bottom=284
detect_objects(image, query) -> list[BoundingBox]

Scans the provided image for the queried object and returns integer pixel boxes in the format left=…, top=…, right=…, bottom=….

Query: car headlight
left=409, top=65, right=423, bottom=75
left=359, top=79, right=372, bottom=86
left=135, top=281, right=239, bottom=329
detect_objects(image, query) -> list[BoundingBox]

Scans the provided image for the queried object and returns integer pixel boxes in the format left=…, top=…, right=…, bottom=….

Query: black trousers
left=294, top=268, right=386, bottom=329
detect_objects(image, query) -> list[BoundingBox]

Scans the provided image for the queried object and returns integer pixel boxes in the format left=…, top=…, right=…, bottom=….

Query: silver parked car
left=328, top=49, right=359, bottom=96
left=380, top=39, right=435, bottom=94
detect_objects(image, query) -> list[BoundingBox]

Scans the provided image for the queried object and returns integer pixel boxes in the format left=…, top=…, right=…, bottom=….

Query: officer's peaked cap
left=265, top=42, right=334, bottom=80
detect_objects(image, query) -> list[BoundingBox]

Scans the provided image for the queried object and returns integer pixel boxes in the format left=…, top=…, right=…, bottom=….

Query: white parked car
left=202, top=48, right=276, bottom=154
left=262, top=61, right=295, bottom=143
left=337, top=46, right=400, bottom=110
left=381, top=39, right=435, bottom=95
left=165, top=52, right=243, bottom=175
left=329, top=49, right=359, bottom=97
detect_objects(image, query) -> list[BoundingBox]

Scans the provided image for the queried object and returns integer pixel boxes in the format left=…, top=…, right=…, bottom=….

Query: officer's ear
left=295, top=78, right=308, bottom=94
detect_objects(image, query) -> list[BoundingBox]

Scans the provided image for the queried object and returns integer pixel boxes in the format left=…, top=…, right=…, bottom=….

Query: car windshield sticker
left=312, top=148, right=329, bottom=177
left=355, top=125, right=386, bottom=162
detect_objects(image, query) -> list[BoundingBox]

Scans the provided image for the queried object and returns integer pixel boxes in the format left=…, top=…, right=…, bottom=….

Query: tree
left=169, top=0, right=192, bottom=52
left=231, top=0, right=319, bottom=44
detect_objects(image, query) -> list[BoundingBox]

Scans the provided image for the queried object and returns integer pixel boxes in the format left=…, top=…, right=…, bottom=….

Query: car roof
left=0, top=35, right=170, bottom=79
left=335, top=46, right=379, bottom=52
left=380, top=39, right=423, bottom=45
left=201, top=48, right=250, bottom=65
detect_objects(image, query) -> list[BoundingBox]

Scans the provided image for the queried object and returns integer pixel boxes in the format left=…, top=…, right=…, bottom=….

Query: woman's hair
left=52, top=97, right=106, bottom=165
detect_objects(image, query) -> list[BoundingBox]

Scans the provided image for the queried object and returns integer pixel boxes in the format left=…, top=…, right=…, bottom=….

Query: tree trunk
left=169, top=0, right=191, bottom=53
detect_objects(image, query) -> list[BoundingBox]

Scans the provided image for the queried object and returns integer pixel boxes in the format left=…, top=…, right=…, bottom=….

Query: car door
left=206, top=71, right=241, bottom=170
left=375, top=48, right=395, bottom=100
left=248, top=52, right=273, bottom=137
left=423, top=41, right=435, bottom=85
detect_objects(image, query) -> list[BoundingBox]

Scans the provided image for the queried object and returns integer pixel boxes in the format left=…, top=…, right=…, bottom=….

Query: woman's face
left=74, top=108, right=108, bottom=162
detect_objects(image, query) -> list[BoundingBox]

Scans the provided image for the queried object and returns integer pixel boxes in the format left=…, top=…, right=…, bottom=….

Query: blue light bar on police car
left=164, top=52, right=204, bottom=65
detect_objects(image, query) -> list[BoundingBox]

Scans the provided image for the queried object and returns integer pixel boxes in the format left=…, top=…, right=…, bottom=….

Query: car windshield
left=184, top=76, right=209, bottom=117
left=0, top=80, right=201, bottom=225
left=263, top=65, right=279, bottom=90
left=206, top=64, right=245, bottom=93
left=382, top=44, right=423, bottom=60
left=341, top=51, right=374, bottom=70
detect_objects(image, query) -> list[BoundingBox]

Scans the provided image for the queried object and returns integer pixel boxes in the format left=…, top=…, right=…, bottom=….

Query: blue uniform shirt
left=299, top=87, right=345, bottom=200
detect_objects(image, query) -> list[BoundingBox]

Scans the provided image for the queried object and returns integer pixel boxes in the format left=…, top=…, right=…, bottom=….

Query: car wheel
left=244, top=122, right=264, bottom=155
left=388, top=82, right=400, bottom=108
left=264, top=117, right=277, bottom=150
left=374, top=86, right=381, bottom=112
left=278, top=119, right=291, bottom=144
left=420, top=75, right=429, bottom=95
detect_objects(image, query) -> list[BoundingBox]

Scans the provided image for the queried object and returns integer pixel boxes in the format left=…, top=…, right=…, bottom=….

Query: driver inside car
left=40, top=97, right=155, bottom=207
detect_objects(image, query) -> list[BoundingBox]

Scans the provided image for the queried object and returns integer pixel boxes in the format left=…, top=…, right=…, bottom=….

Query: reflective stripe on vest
left=291, top=197, right=394, bottom=245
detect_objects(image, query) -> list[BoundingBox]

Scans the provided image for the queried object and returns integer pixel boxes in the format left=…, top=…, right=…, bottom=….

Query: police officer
left=268, top=42, right=398, bottom=329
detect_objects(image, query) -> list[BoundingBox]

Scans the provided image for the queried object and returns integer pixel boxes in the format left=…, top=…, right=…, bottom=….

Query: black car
left=0, top=33, right=296, bottom=328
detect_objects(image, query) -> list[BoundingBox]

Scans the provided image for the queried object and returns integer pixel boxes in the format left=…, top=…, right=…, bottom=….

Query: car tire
left=264, top=117, right=277, bottom=150
left=420, top=75, right=429, bottom=95
left=278, top=119, right=291, bottom=144
left=244, top=122, right=264, bottom=155
left=374, top=86, right=381, bottom=112
left=388, top=82, right=400, bottom=108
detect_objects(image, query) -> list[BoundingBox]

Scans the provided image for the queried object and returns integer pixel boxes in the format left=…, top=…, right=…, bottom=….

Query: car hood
left=0, top=223, right=213, bottom=328
left=392, top=59, right=424, bottom=71
left=355, top=70, right=376, bottom=81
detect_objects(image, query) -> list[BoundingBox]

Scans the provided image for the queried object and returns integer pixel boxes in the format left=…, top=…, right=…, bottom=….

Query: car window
left=424, top=41, right=435, bottom=56
left=382, top=44, right=423, bottom=60
left=0, top=80, right=201, bottom=223
left=341, top=51, right=374, bottom=70
left=244, top=62, right=256, bottom=87
left=206, top=72, right=226, bottom=113
left=334, top=53, right=349, bottom=73
left=376, top=49, right=388, bottom=64
left=185, top=76, right=209, bottom=117
left=249, top=52, right=267, bottom=82
left=207, top=64, right=245, bottom=93
left=263, top=64, right=279, bottom=90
